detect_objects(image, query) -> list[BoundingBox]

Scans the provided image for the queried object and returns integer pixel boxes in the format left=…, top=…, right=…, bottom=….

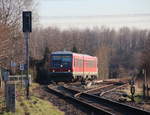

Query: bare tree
left=29, top=25, right=150, bottom=80
left=96, top=44, right=111, bottom=79
left=140, top=32, right=150, bottom=81
left=0, top=0, right=36, bottom=70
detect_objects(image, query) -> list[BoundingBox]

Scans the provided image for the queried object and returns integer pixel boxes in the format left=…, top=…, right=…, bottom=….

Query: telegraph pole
left=22, top=11, right=32, bottom=99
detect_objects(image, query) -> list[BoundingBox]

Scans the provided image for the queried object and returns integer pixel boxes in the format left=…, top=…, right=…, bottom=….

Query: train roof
left=51, top=51, right=72, bottom=55
left=51, top=51, right=97, bottom=58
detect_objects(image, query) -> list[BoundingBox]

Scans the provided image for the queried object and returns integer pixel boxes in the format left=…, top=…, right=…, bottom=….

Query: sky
left=37, top=0, right=150, bottom=29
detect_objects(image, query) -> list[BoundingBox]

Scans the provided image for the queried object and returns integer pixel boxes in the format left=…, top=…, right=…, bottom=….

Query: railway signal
left=129, top=79, right=135, bottom=101
left=22, top=11, right=32, bottom=99
left=23, top=11, right=32, bottom=32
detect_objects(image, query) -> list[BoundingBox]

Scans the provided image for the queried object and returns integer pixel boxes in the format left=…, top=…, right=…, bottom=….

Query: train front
left=49, top=51, right=73, bottom=82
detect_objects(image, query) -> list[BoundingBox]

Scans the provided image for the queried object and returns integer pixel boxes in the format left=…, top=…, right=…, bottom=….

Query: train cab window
left=51, top=55, right=72, bottom=68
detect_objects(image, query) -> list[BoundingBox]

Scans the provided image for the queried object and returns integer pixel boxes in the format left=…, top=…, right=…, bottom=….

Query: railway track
left=47, top=85, right=150, bottom=115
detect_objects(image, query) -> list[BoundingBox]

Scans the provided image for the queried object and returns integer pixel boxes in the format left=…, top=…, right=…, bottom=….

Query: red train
left=49, top=51, right=98, bottom=81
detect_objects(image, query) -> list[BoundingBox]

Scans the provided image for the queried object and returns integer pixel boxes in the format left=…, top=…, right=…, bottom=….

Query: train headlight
left=52, top=70, right=55, bottom=72
left=60, top=65, right=63, bottom=67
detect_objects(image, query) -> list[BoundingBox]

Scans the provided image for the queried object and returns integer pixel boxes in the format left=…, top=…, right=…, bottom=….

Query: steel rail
left=47, top=86, right=113, bottom=115
left=63, top=86, right=150, bottom=115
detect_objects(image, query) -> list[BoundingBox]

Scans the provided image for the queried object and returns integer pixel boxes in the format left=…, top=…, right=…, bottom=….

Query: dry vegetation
left=0, top=0, right=150, bottom=81
left=30, top=27, right=150, bottom=80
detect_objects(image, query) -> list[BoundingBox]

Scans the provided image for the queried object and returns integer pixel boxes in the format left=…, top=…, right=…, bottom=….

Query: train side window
left=93, top=61, right=95, bottom=67
left=91, top=61, right=95, bottom=67
left=80, top=59, right=83, bottom=67
left=86, top=61, right=89, bottom=68
left=78, top=59, right=81, bottom=67
left=85, top=61, right=88, bottom=67
left=74, top=59, right=76, bottom=67
left=81, top=59, right=83, bottom=67
left=89, top=61, right=91, bottom=68
left=76, top=59, right=78, bottom=67
left=91, top=61, right=94, bottom=67
left=88, top=60, right=94, bottom=68
left=88, top=61, right=91, bottom=68
left=86, top=61, right=89, bottom=67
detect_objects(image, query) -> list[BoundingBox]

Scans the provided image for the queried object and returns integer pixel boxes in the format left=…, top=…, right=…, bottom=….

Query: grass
left=134, top=95, right=143, bottom=103
left=1, top=96, right=64, bottom=115
left=0, top=83, right=64, bottom=115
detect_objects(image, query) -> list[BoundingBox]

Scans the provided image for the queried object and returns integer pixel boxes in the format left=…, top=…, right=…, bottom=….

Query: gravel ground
left=32, top=85, right=89, bottom=115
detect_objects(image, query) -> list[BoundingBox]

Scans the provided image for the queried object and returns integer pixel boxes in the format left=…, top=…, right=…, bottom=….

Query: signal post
left=22, top=11, right=32, bottom=99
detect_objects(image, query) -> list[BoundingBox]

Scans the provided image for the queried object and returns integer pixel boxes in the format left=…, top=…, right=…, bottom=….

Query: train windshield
left=51, top=55, right=72, bottom=68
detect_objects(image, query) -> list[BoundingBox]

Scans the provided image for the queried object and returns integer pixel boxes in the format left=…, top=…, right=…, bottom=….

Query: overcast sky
left=37, top=0, right=150, bottom=29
